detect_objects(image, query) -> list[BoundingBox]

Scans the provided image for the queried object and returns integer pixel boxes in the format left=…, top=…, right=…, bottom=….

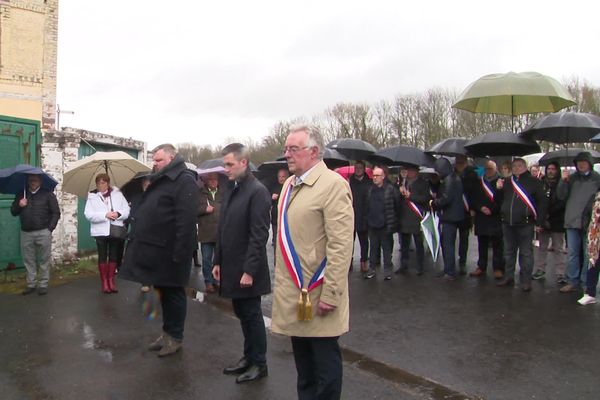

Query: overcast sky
left=56, top=0, right=600, bottom=150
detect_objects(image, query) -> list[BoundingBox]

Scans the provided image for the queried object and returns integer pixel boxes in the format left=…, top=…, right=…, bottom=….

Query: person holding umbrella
left=10, top=174, right=61, bottom=295
left=84, top=173, right=130, bottom=294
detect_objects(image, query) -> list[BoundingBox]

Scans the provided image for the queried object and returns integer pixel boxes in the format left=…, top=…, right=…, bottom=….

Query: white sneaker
left=577, top=294, right=597, bottom=305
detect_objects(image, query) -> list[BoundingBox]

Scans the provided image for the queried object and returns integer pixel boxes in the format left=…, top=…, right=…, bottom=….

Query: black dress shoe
left=521, top=282, right=532, bottom=292
left=496, top=278, right=515, bottom=287
left=236, top=364, right=268, bottom=383
left=223, top=357, right=250, bottom=375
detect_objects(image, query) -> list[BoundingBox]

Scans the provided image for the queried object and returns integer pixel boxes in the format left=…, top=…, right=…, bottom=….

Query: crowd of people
left=9, top=125, right=600, bottom=400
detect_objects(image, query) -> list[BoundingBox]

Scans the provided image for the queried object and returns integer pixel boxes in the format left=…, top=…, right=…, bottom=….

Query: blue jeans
left=200, top=242, right=216, bottom=285
left=566, top=228, right=589, bottom=287
left=502, top=224, right=534, bottom=281
left=441, top=222, right=458, bottom=276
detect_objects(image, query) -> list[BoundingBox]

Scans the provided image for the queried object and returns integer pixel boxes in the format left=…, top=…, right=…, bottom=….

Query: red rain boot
left=107, top=262, right=119, bottom=293
left=99, top=263, right=111, bottom=293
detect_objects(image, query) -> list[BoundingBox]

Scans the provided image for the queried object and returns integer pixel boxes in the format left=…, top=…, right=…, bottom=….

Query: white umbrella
left=62, top=151, right=151, bottom=198
left=420, top=211, right=440, bottom=262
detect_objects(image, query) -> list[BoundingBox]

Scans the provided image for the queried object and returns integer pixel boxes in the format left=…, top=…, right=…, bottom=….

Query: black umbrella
left=326, top=138, right=377, bottom=160
left=323, top=148, right=350, bottom=169
left=520, top=112, right=600, bottom=144
left=120, top=171, right=152, bottom=201
left=464, top=131, right=541, bottom=157
left=426, top=138, right=469, bottom=157
left=369, top=145, right=435, bottom=168
left=538, top=148, right=600, bottom=167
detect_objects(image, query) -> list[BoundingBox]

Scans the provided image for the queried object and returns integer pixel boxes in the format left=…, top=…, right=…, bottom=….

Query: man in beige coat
left=271, top=124, right=354, bottom=400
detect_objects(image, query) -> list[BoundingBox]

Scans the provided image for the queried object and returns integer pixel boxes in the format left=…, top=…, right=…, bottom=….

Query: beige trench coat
left=271, top=161, right=354, bottom=337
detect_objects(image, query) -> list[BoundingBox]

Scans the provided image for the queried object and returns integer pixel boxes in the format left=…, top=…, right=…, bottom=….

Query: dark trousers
left=291, top=336, right=342, bottom=400
left=441, top=222, right=459, bottom=276
left=458, top=224, right=470, bottom=266
left=353, top=229, right=369, bottom=262
left=232, top=297, right=267, bottom=366
left=503, top=224, right=534, bottom=282
left=95, top=237, right=122, bottom=264
left=155, top=286, right=187, bottom=341
left=477, top=234, right=504, bottom=271
left=368, top=227, right=394, bottom=274
left=400, top=232, right=425, bottom=273
left=586, top=260, right=600, bottom=297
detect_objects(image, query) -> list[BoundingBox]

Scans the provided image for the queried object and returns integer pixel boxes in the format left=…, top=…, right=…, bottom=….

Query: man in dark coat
left=533, top=161, right=566, bottom=283
left=398, top=165, right=430, bottom=275
left=454, top=155, right=479, bottom=275
left=119, top=144, right=199, bottom=357
left=364, top=166, right=400, bottom=280
left=269, top=168, right=289, bottom=246
left=496, top=158, right=548, bottom=292
left=469, top=160, right=504, bottom=279
left=11, top=174, right=60, bottom=295
left=197, top=172, right=223, bottom=293
left=349, top=161, right=372, bottom=273
left=212, top=143, right=271, bottom=384
left=432, top=157, right=465, bottom=280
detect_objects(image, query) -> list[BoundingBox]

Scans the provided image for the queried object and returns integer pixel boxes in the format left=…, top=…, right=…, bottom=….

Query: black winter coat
left=399, top=177, right=431, bottom=234
left=458, top=166, right=478, bottom=229
left=365, top=181, right=400, bottom=234
left=119, top=155, right=199, bottom=287
left=472, top=176, right=502, bottom=236
left=433, top=174, right=465, bottom=223
left=214, top=172, right=271, bottom=299
left=11, top=189, right=60, bottom=232
left=496, top=171, right=547, bottom=226
left=349, top=174, right=372, bottom=232
left=541, top=177, right=565, bottom=232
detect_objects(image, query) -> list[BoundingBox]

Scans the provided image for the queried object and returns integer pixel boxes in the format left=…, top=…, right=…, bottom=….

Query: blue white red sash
left=462, top=194, right=470, bottom=212
left=511, top=176, right=537, bottom=219
left=406, top=199, right=424, bottom=219
left=278, top=182, right=327, bottom=292
left=480, top=177, right=495, bottom=203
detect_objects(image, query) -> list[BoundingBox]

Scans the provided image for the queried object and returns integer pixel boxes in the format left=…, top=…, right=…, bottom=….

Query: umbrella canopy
left=323, top=148, right=350, bottom=169
left=420, top=211, right=440, bottom=262
left=452, top=71, right=576, bottom=116
left=198, top=158, right=223, bottom=169
left=369, top=145, right=435, bottom=168
left=334, top=166, right=373, bottom=180
left=120, top=171, right=152, bottom=202
left=520, top=112, right=600, bottom=144
left=326, top=138, right=377, bottom=160
left=538, top=148, right=600, bottom=167
left=0, top=164, right=58, bottom=195
left=426, top=137, right=469, bottom=157
left=464, top=131, right=541, bottom=157
left=62, top=151, right=151, bottom=198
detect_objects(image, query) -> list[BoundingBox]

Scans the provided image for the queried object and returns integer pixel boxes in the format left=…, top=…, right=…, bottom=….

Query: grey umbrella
left=426, top=138, right=469, bottom=157
left=368, top=145, right=435, bottom=168
left=464, top=131, right=541, bottom=157
left=538, top=148, right=600, bottom=167
left=520, top=112, right=600, bottom=144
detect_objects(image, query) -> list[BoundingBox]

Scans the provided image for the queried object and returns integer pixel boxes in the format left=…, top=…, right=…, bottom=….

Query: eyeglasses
left=283, top=146, right=309, bottom=154
left=372, top=174, right=384, bottom=177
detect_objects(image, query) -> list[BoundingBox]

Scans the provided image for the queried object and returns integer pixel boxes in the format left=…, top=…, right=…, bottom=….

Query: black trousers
left=400, top=232, right=425, bottom=272
left=458, top=224, right=470, bottom=266
left=232, top=297, right=267, bottom=366
left=477, top=234, right=505, bottom=271
left=291, top=336, right=342, bottom=400
left=155, top=286, right=187, bottom=341
left=95, top=236, right=122, bottom=264
left=353, top=229, right=369, bottom=262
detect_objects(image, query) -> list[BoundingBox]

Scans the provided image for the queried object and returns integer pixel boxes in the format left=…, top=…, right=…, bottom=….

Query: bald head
left=484, top=160, right=497, bottom=178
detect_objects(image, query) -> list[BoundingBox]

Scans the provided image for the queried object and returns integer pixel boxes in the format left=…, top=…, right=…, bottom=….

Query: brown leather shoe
left=469, top=268, right=485, bottom=277
left=496, top=278, right=514, bottom=287
left=493, top=270, right=504, bottom=279
left=560, top=284, right=579, bottom=293
left=206, top=284, right=216, bottom=294
left=157, top=336, right=182, bottom=357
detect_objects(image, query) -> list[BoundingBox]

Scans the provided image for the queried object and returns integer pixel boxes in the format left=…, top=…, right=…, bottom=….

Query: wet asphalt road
left=2, top=232, right=600, bottom=399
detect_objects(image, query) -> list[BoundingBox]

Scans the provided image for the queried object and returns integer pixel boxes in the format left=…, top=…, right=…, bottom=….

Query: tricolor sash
left=480, top=177, right=495, bottom=203
left=406, top=199, right=424, bottom=219
left=278, top=181, right=327, bottom=321
left=511, top=176, right=537, bottom=219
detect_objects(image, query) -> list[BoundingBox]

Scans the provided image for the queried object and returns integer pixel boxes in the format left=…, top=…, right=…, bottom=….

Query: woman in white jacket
left=84, top=173, right=130, bottom=293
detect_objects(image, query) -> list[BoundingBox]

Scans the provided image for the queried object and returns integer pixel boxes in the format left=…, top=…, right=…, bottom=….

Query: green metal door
left=0, top=116, right=41, bottom=268
left=77, top=142, right=140, bottom=253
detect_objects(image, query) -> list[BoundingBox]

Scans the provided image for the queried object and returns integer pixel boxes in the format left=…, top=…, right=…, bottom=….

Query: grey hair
left=152, top=143, right=177, bottom=156
left=289, top=123, right=324, bottom=159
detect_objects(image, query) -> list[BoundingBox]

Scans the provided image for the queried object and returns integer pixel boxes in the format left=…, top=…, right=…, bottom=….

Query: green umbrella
left=452, top=71, right=576, bottom=132
left=420, top=211, right=440, bottom=262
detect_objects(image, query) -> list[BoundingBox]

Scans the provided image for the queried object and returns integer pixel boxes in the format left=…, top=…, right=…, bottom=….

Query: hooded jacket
left=432, top=157, right=465, bottom=223
left=557, top=151, right=600, bottom=229
left=540, top=162, right=565, bottom=232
